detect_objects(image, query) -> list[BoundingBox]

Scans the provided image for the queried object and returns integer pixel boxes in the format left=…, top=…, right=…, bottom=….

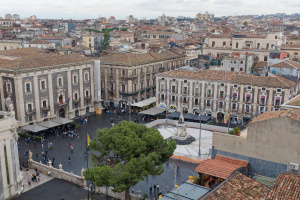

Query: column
left=14, top=76, right=25, bottom=125
left=239, top=85, right=244, bottom=112
left=67, top=69, right=72, bottom=117
left=79, top=67, right=84, bottom=109
left=0, top=141, right=8, bottom=198
left=5, top=140, right=14, bottom=189
left=48, top=72, right=55, bottom=118
left=90, top=64, right=95, bottom=111
left=0, top=76, right=5, bottom=111
left=188, top=82, right=193, bottom=113
left=33, top=73, right=41, bottom=122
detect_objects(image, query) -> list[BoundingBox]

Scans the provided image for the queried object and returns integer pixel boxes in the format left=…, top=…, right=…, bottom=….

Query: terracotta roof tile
left=266, top=173, right=300, bottom=200
left=194, top=155, right=248, bottom=179
left=0, top=47, right=48, bottom=57
left=269, top=60, right=300, bottom=70
left=204, top=172, right=269, bottom=200
left=286, top=94, right=300, bottom=107
left=252, top=61, right=267, bottom=69
left=158, top=69, right=297, bottom=88
left=250, top=109, right=300, bottom=124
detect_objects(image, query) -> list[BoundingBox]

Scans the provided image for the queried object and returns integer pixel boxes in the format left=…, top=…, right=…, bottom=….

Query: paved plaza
left=18, top=112, right=199, bottom=197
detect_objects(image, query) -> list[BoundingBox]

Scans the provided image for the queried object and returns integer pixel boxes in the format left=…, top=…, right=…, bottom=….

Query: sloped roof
left=252, top=61, right=267, bottom=69
left=158, top=69, right=297, bottom=88
left=28, top=39, right=53, bottom=45
left=285, top=94, right=300, bottom=107
left=266, top=173, right=300, bottom=200
left=0, top=47, right=48, bottom=57
left=269, top=60, right=300, bottom=70
left=203, top=172, right=269, bottom=200
left=194, top=155, right=248, bottom=179
left=250, top=109, right=300, bottom=124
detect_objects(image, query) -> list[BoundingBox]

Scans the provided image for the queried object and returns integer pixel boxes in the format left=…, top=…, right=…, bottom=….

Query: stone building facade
left=0, top=111, right=22, bottom=199
left=156, top=69, right=297, bottom=123
left=0, top=39, right=23, bottom=51
left=100, top=50, right=186, bottom=108
left=0, top=54, right=98, bottom=126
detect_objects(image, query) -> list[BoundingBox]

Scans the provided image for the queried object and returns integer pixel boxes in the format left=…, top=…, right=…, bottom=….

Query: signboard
left=159, top=103, right=166, bottom=109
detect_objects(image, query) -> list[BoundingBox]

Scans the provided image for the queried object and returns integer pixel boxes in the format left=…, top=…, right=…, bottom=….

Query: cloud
left=0, top=0, right=299, bottom=20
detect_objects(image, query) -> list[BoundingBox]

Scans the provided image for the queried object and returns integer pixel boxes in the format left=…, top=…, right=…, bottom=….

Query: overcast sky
left=1, top=0, right=299, bottom=20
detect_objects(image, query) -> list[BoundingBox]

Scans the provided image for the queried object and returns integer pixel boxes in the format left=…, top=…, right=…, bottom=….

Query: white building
left=0, top=109, right=22, bottom=199
left=220, top=52, right=255, bottom=74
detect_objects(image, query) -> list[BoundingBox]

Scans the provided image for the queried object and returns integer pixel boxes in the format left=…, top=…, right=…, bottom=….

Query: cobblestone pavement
left=18, top=113, right=198, bottom=197
left=20, top=168, right=53, bottom=193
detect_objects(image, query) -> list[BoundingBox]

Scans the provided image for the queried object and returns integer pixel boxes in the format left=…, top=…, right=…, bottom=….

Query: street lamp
left=198, top=106, right=202, bottom=157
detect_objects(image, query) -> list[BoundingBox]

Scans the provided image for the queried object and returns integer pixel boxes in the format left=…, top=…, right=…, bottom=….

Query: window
left=231, top=67, right=234, bottom=71
left=183, top=87, right=188, bottom=95
left=294, top=53, right=298, bottom=59
left=223, top=41, right=226, bottom=46
left=234, top=61, right=236, bottom=64
left=259, top=106, right=265, bottom=113
left=261, top=87, right=266, bottom=91
left=172, top=85, right=175, bottom=93
left=84, top=73, right=89, bottom=81
left=161, top=94, right=164, bottom=101
left=110, top=83, right=114, bottom=91
left=219, top=102, right=223, bottom=108
left=230, top=43, right=232, bottom=46
left=147, top=81, right=149, bottom=88
left=195, top=88, right=199, bottom=96
left=133, top=69, right=137, bottom=75
left=260, top=95, right=266, bottom=104
left=245, top=105, right=250, bottom=113
left=141, top=82, right=143, bottom=89
left=275, top=36, right=278, bottom=39
left=245, top=43, right=250, bottom=48
left=58, top=77, right=63, bottom=87
left=41, top=80, right=46, bottom=90
left=122, top=69, right=125, bottom=76
left=240, top=61, right=243, bottom=64
left=277, top=88, right=282, bottom=93
left=43, top=111, right=48, bottom=117
left=207, top=89, right=211, bottom=97
left=247, top=85, right=252, bottom=90
left=134, top=84, right=137, bottom=91
left=212, top=41, right=215, bottom=47
left=220, top=91, right=224, bottom=99
left=42, top=100, right=47, bottom=108
left=195, top=98, right=199, bottom=105
left=220, top=83, right=224, bottom=87
left=73, top=75, right=78, bottom=84
left=110, top=68, right=113, bottom=75
left=236, top=42, right=239, bottom=48
left=74, top=93, right=78, bottom=100
left=172, top=96, right=175, bottom=102
left=122, top=84, right=125, bottom=92
left=275, top=97, right=281, bottom=106
left=246, top=94, right=251, bottom=102
left=240, top=68, right=243, bottom=71
left=183, top=97, right=187, bottom=103
left=86, top=90, right=89, bottom=97
left=184, top=80, right=187, bottom=83
left=28, top=104, right=32, bottom=112
left=234, top=84, right=238, bottom=88
left=206, top=100, right=211, bottom=107
left=161, top=84, right=164, bottom=92
left=6, top=82, right=11, bottom=93
left=232, top=103, right=237, bottom=110
left=26, top=83, right=31, bottom=92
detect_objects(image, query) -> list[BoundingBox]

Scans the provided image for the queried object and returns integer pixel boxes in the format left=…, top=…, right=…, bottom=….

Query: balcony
left=140, top=88, right=145, bottom=93
left=26, top=109, right=36, bottom=115
left=207, top=95, right=212, bottom=98
left=231, top=97, right=238, bottom=101
left=195, top=93, right=199, bottom=96
left=260, top=100, right=266, bottom=105
left=84, top=95, right=91, bottom=100
left=108, top=89, right=115, bottom=93
left=120, top=74, right=138, bottom=80
left=245, top=110, right=250, bottom=114
left=232, top=109, right=237, bottom=112
left=146, top=87, right=152, bottom=91
left=73, top=98, right=81, bottom=103
left=183, top=92, right=187, bottom=96
left=54, top=102, right=67, bottom=107
left=41, top=105, right=50, bottom=111
left=119, top=90, right=139, bottom=96
left=219, top=96, right=224, bottom=100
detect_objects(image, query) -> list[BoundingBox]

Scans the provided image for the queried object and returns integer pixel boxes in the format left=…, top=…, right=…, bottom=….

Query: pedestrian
left=77, top=133, right=80, bottom=139
left=71, top=146, right=74, bottom=153
left=68, top=157, right=71, bottom=164
left=28, top=178, right=31, bottom=186
left=132, top=186, right=134, bottom=194
left=62, top=132, right=65, bottom=139
left=153, top=184, right=157, bottom=191
left=28, top=137, right=30, bottom=144
left=36, top=153, right=38, bottom=160
left=154, top=196, right=157, bottom=200
left=157, top=184, right=159, bottom=191
left=25, top=152, right=27, bottom=159
left=177, top=164, right=179, bottom=171
left=48, top=170, right=51, bottom=177
left=41, top=143, right=44, bottom=149
left=38, top=175, right=40, bottom=182
left=34, top=141, right=36, bottom=148
left=150, top=184, right=153, bottom=193
left=69, top=142, right=71, bottom=147
left=84, top=152, right=87, bottom=159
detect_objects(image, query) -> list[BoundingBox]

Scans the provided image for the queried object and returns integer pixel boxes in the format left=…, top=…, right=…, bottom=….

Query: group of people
left=149, top=184, right=162, bottom=200
left=27, top=168, right=41, bottom=186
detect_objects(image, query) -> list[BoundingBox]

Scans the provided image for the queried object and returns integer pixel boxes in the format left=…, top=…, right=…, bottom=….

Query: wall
left=212, top=116, right=300, bottom=177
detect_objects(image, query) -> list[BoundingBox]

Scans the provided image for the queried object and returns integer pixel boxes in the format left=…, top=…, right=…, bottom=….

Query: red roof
left=267, top=173, right=300, bottom=200
left=194, top=155, right=248, bottom=179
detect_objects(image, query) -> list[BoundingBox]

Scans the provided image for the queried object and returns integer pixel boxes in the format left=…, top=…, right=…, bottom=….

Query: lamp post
left=198, top=106, right=202, bottom=157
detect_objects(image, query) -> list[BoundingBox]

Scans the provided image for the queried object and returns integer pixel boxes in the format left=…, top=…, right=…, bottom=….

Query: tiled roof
left=28, top=39, right=53, bottom=44
left=100, top=49, right=184, bottom=66
left=266, top=173, right=300, bottom=200
left=286, top=94, right=300, bottom=107
left=0, top=54, right=95, bottom=70
left=252, top=61, right=267, bottom=69
left=158, top=69, right=297, bottom=88
left=0, top=47, right=48, bottom=57
left=204, top=172, right=269, bottom=200
left=269, top=60, right=300, bottom=70
left=42, top=36, right=63, bottom=40
left=194, top=155, right=248, bottom=179
left=281, top=44, right=300, bottom=49
left=250, top=109, right=300, bottom=124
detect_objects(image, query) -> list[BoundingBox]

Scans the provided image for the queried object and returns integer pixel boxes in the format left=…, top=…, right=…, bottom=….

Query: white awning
left=131, top=97, right=156, bottom=108
left=138, top=107, right=165, bottom=116
left=22, top=125, right=48, bottom=133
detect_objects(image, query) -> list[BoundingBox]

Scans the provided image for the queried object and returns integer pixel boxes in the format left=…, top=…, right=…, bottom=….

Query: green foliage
left=121, top=28, right=128, bottom=31
left=142, top=193, right=148, bottom=200
left=18, top=132, right=41, bottom=141
left=84, top=121, right=176, bottom=197
left=207, top=121, right=214, bottom=125
left=69, top=122, right=80, bottom=129
left=228, top=130, right=236, bottom=135
left=243, top=21, right=248, bottom=27
left=52, top=33, right=55, bottom=36
left=101, top=31, right=110, bottom=50
left=233, top=127, right=240, bottom=132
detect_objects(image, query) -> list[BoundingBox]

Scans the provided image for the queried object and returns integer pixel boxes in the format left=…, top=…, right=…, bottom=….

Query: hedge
left=18, top=132, right=41, bottom=141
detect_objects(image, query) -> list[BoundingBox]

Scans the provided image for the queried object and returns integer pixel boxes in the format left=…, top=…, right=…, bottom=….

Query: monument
left=171, top=100, right=195, bottom=145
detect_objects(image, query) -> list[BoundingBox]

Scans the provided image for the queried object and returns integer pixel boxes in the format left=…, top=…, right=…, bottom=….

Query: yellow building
left=83, top=33, right=103, bottom=53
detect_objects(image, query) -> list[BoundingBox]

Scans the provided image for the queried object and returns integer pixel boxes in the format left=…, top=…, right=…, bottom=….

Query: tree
left=243, top=21, right=248, bottom=27
left=101, top=31, right=110, bottom=51
left=83, top=121, right=176, bottom=200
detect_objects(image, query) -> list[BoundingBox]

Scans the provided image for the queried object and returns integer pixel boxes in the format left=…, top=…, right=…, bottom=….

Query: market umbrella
left=22, top=125, right=47, bottom=133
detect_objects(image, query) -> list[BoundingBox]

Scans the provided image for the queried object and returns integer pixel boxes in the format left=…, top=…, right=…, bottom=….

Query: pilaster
left=47, top=72, right=55, bottom=117
left=33, top=73, right=41, bottom=122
